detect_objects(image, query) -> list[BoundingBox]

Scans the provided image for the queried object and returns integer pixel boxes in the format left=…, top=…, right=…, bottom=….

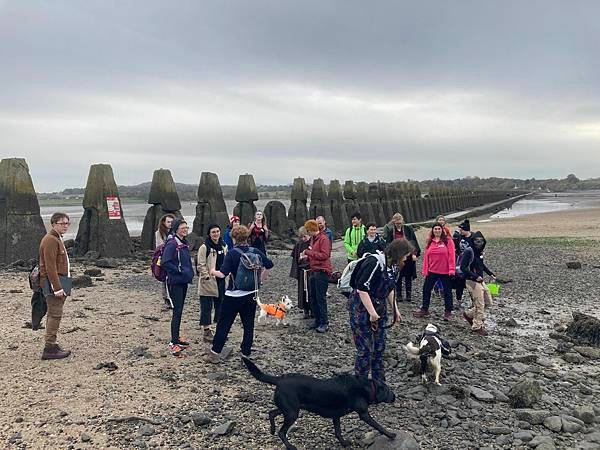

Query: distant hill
left=38, top=174, right=599, bottom=201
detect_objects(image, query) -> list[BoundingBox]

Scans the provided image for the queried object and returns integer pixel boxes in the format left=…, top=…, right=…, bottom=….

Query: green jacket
left=343, top=225, right=366, bottom=260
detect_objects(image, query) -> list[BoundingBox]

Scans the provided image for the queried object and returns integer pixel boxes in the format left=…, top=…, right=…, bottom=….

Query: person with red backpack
left=161, top=219, right=195, bottom=356
left=203, top=225, right=273, bottom=363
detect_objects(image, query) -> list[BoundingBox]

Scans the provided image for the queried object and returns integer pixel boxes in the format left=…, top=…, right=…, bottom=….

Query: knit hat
left=169, top=218, right=187, bottom=236
left=458, top=219, right=470, bottom=231
left=304, top=219, right=319, bottom=233
left=229, top=215, right=240, bottom=225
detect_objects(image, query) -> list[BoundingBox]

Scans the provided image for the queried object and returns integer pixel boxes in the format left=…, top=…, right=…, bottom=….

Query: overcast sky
left=1, top=1, right=600, bottom=192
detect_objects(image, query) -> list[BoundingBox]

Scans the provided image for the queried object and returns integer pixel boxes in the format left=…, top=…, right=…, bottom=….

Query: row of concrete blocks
left=0, top=158, right=521, bottom=262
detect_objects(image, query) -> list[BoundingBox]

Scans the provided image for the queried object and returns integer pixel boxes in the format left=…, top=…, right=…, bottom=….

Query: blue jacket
left=223, top=226, right=234, bottom=251
left=162, top=236, right=194, bottom=285
left=324, top=227, right=333, bottom=243
left=220, top=245, right=274, bottom=291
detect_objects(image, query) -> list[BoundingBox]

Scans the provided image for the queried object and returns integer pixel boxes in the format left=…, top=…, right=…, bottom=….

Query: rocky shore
left=1, top=212, right=600, bottom=449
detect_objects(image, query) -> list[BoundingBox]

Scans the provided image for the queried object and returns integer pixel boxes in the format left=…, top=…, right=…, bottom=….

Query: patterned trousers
left=348, top=291, right=387, bottom=382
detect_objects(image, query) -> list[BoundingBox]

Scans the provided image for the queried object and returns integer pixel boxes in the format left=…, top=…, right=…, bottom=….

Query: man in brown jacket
left=39, top=212, right=72, bottom=360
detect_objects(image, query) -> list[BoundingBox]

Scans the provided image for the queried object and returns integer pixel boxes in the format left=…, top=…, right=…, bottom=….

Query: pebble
left=212, top=420, right=235, bottom=436
left=543, top=416, right=562, bottom=432
left=138, top=424, right=155, bottom=436
left=469, top=387, right=494, bottom=402
left=81, top=433, right=92, bottom=442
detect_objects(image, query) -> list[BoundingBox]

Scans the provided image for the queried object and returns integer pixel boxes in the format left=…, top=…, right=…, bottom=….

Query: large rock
left=234, top=174, right=258, bottom=202
left=370, top=430, right=420, bottom=450
left=329, top=180, right=349, bottom=235
left=0, top=158, right=46, bottom=264
left=192, top=172, right=229, bottom=239
left=566, top=312, right=600, bottom=347
left=74, top=164, right=132, bottom=257
left=508, top=378, right=543, bottom=408
left=288, top=178, right=309, bottom=228
left=141, top=169, right=183, bottom=250
left=264, top=200, right=293, bottom=237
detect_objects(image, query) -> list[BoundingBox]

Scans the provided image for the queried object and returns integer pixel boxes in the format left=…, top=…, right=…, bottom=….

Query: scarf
left=204, top=237, right=226, bottom=269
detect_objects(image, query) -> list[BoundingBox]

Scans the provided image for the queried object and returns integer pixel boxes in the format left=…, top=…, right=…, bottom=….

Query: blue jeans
left=309, top=271, right=329, bottom=327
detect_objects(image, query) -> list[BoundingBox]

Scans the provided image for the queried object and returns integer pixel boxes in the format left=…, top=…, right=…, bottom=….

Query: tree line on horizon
left=37, top=174, right=597, bottom=201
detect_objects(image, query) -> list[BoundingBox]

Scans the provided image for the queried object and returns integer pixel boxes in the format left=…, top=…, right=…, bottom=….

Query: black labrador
left=242, top=357, right=396, bottom=450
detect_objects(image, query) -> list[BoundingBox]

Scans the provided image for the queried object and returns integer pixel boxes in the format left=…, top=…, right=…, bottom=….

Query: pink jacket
left=422, top=238, right=456, bottom=276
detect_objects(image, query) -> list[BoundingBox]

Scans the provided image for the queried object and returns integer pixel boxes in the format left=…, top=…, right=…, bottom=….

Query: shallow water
left=489, top=199, right=573, bottom=219
left=40, top=199, right=291, bottom=239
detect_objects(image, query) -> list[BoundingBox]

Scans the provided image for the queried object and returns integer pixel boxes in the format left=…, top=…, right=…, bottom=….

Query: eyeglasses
left=57, top=222, right=70, bottom=226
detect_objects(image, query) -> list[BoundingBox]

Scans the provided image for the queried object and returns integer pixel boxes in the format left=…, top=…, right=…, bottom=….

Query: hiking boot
left=463, top=312, right=474, bottom=325
left=203, top=329, right=214, bottom=343
left=316, top=325, right=329, bottom=333
left=203, top=351, right=221, bottom=364
left=41, top=343, right=71, bottom=360
left=412, top=308, right=430, bottom=318
left=472, top=327, right=488, bottom=336
left=443, top=311, right=453, bottom=321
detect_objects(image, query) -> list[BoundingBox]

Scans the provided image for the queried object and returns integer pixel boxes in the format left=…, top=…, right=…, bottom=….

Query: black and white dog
left=242, top=357, right=396, bottom=450
left=405, top=323, right=450, bottom=385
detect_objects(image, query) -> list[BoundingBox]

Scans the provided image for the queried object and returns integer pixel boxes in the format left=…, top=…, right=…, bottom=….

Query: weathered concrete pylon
left=192, top=172, right=229, bottom=239
left=233, top=174, right=258, bottom=226
left=308, top=179, right=335, bottom=227
left=75, top=164, right=132, bottom=257
left=140, top=169, right=182, bottom=250
left=328, top=180, right=349, bottom=236
left=287, top=177, right=309, bottom=229
left=0, top=158, right=46, bottom=264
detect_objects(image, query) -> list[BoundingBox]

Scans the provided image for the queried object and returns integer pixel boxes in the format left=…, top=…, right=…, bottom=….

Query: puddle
left=490, top=199, right=573, bottom=219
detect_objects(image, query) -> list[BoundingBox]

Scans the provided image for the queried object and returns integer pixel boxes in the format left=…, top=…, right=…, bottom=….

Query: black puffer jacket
left=459, top=231, right=494, bottom=281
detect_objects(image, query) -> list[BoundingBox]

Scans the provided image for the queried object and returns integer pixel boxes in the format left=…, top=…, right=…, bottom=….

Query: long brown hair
left=158, top=213, right=176, bottom=237
left=426, top=222, right=449, bottom=248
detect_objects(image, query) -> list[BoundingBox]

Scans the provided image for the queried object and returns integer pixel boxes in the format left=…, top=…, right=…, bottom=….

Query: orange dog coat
left=261, top=303, right=287, bottom=320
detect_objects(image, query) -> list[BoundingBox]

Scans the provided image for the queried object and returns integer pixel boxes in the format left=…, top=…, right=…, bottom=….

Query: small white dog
left=405, top=323, right=449, bottom=385
left=256, top=295, right=294, bottom=326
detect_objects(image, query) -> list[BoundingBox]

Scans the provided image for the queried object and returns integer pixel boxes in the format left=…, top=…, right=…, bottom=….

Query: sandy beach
left=1, top=203, right=599, bottom=449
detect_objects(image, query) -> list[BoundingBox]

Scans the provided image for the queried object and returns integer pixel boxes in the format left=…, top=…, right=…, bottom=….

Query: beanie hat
left=458, top=219, right=470, bottom=231
left=169, top=218, right=187, bottom=236
left=304, top=219, right=319, bottom=233
left=229, top=215, right=240, bottom=225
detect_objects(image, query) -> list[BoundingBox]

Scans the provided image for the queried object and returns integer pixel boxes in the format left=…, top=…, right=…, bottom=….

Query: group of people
left=37, top=207, right=495, bottom=386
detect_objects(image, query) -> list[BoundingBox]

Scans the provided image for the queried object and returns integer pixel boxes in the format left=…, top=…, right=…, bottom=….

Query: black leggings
left=422, top=273, right=453, bottom=312
left=211, top=293, right=257, bottom=357
left=168, top=283, right=188, bottom=343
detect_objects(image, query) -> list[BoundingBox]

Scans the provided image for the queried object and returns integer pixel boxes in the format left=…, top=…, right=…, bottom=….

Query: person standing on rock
left=39, top=212, right=72, bottom=360
left=249, top=210, right=269, bottom=255
left=161, top=219, right=195, bottom=356
left=204, top=225, right=273, bottom=363
left=382, top=213, right=420, bottom=302
left=301, top=219, right=332, bottom=333
left=223, top=215, right=240, bottom=251
left=290, top=226, right=312, bottom=319
left=452, top=219, right=473, bottom=308
left=344, top=212, right=366, bottom=264
left=156, top=213, right=175, bottom=310
left=357, top=222, right=386, bottom=257
left=196, top=224, right=227, bottom=344
left=460, top=231, right=495, bottom=336
left=348, top=239, right=412, bottom=381
left=316, top=215, right=333, bottom=243
left=414, top=222, right=455, bottom=321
